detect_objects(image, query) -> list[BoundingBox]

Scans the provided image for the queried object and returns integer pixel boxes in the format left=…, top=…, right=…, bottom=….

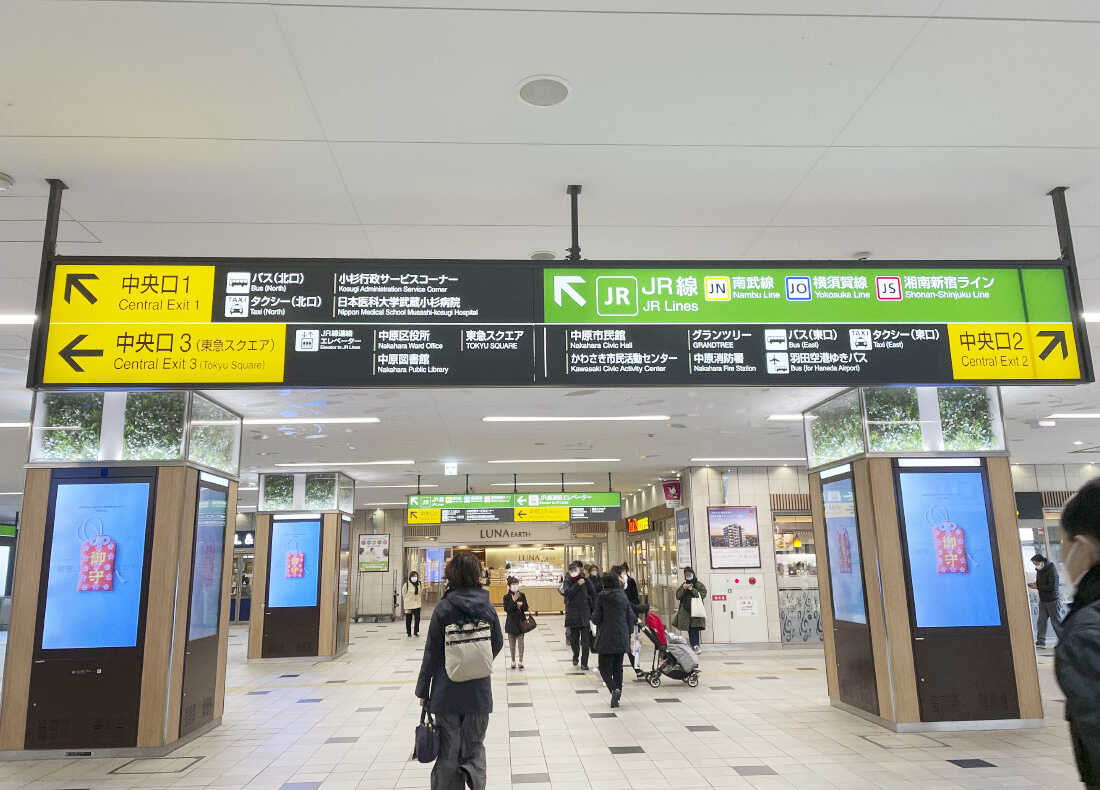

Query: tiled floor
left=0, top=619, right=1084, bottom=789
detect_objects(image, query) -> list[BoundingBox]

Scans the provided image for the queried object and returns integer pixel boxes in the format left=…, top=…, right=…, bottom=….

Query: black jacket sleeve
left=563, top=581, right=583, bottom=602
left=415, top=607, right=444, bottom=700
left=591, top=595, right=605, bottom=627
left=1037, top=565, right=1058, bottom=596
left=503, top=594, right=517, bottom=615
left=490, top=606, right=505, bottom=658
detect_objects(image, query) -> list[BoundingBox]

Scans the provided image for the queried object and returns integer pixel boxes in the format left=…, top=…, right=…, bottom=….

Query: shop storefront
left=622, top=506, right=683, bottom=619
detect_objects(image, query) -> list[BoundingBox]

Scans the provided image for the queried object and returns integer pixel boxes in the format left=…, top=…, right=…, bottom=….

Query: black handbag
left=413, top=708, right=439, bottom=764
left=521, top=614, right=538, bottom=634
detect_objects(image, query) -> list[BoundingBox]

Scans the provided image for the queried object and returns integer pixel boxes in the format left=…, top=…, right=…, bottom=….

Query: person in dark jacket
left=613, top=564, right=643, bottom=676
left=674, top=567, right=708, bottom=651
left=415, top=552, right=504, bottom=790
left=1030, top=553, right=1063, bottom=647
left=1055, top=481, right=1100, bottom=789
left=501, top=576, right=529, bottom=670
left=562, top=560, right=593, bottom=670
left=591, top=571, right=635, bottom=708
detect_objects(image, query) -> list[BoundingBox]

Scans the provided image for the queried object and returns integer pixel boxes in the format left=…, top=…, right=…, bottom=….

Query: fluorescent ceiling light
left=1083, top=313, right=1100, bottom=322
left=361, top=502, right=407, bottom=507
left=274, top=460, right=414, bottom=467
left=483, top=415, right=669, bottom=423
left=1047, top=413, right=1100, bottom=419
left=1038, top=420, right=1057, bottom=427
left=244, top=417, right=380, bottom=425
left=487, top=458, right=620, bottom=464
left=897, top=458, right=981, bottom=467
left=691, top=457, right=805, bottom=462
left=766, top=414, right=805, bottom=422
left=0, top=314, right=35, bottom=325
left=237, top=505, right=255, bottom=510
left=491, top=481, right=595, bottom=487
left=0, top=422, right=30, bottom=428
left=237, top=487, right=258, bottom=491
left=0, top=492, right=22, bottom=496
left=359, top=483, right=439, bottom=489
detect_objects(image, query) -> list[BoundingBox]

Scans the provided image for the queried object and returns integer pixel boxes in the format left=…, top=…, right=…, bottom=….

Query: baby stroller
left=638, top=611, right=699, bottom=688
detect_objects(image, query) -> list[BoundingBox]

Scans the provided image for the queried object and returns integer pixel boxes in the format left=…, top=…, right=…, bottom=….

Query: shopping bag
left=690, top=595, right=707, bottom=621
left=413, top=709, right=439, bottom=764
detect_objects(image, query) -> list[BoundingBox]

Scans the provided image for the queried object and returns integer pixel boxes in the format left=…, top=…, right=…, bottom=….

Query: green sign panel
left=408, top=494, right=515, bottom=509
left=406, top=492, right=622, bottom=524
left=0, top=524, right=15, bottom=538
left=543, top=266, right=1072, bottom=325
left=408, top=492, right=620, bottom=509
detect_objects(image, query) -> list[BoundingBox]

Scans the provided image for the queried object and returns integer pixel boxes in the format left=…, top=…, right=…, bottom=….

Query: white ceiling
left=4, top=1, right=1100, bottom=506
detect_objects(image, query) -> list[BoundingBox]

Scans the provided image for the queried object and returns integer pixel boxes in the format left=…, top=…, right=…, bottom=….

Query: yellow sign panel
left=513, top=506, right=570, bottom=522
left=41, top=323, right=285, bottom=385
left=407, top=509, right=442, bottom=525
left=948, top=322, right=1080, bottom=381
left=49, top=264, right=216, bottom=324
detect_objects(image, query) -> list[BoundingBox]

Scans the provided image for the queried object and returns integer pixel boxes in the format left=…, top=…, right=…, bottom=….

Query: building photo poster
left=707, top=506, right=760, bottom=568
left=359, top=534, right=390, bottom=572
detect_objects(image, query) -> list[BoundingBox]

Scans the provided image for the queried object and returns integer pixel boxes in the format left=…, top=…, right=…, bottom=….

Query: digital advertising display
left=822, top=477, right=867, bottom=625
left=41, top=480, right=152, bottom=650
left=188, top=484, right=227, bottom=641
left=707, top=506, right=761, bottom=568
left=424, top=547, right=446, bottom=583
left=896, top=468, right=1002, bottom=628
left=267, top=518, right=321, bottom=608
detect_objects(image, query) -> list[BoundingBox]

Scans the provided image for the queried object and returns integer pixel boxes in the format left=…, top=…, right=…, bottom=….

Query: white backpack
left=444, top=620, right=495, bottom=682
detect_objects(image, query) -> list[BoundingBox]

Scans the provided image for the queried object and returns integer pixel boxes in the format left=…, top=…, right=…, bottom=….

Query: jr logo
left=596, top=275, right=639, bottom=317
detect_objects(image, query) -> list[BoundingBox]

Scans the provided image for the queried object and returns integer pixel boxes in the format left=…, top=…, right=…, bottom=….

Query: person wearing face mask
left=402, top=570, right=422, bottom=638
left=1056, top=482, right=1100, bottom=790
left=502, top=576, right=530, bottom=670
left=674, top=566, right=707, bottom=652
left=561, top=560, right=593, bottom=670
left=1028, top=553, right=1063, bottom=647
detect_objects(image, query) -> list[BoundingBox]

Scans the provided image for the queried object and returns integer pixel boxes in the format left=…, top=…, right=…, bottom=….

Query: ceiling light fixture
left=1082, top=313, right=1100, bottom=323
left=243, top=417, right=380, bottom=425
left=360, top=502, right=407, bottom=507
left=358, top=484, right=439, bottom=489
left=0, top=422, right=31, bottom=428
left=530, top=251, right=556, bottom=261
left=0, top=492, right=22, bottom=496
left=237, top=487, right=258, bottom=491
left=0, top=314, right=36, bottom=325
left=517, top=75, right=569, bottom=107
left=766, top=414, right=806, bottom=422
left=487, top=458, right=620, bottom=464
left=273, top=460, right=414, bottom=467
left=1047, top=413, right=1100, bottom=419
left=0, top=173, right=13, bottom=191
left=490, top=480, right=595, bottom=487
left=691, top=456, right=805, bottom=462
left=483, top=415, right=669, bottom=423
left=1037, top=420, right=1057, bottom=427
left=1074, top=441, right=1084, bottom=446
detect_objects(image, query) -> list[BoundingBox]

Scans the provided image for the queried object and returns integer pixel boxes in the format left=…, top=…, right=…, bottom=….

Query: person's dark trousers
left=1035, top=600, right=1062, bottom=644
left=406, top=607, right=421, bottom=637
left=688, top=627, right=702, bottom=649
left=568, top=626, right=591, bottom=668
left=432, top=712, right=490, bottom=790
left=598, top=652, right=624, bottom=694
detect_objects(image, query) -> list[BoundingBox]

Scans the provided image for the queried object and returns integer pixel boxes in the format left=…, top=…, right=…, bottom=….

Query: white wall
left=351, top=508, right=404, bottom=620
left=1010, top=463, right=1100, bottom=492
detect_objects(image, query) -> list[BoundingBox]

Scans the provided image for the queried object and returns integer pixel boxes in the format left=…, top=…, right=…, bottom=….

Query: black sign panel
left=570, top=506, right=623, bottom=522
left=439, top=508, right=514, bottom=524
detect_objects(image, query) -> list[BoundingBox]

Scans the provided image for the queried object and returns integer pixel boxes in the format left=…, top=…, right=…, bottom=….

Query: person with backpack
left=562, top=560, right=593, bottom=671
left=415, top=552, right=504, bottom=790
left=402, top=570, right=423, bottom=638
left=591, top=571, right=636, bottom=708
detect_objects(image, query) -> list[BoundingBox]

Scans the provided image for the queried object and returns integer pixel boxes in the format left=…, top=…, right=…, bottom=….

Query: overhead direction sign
left=405, top=492, right=622, bottom=525
left=31, top=258, right=1091, bottom=388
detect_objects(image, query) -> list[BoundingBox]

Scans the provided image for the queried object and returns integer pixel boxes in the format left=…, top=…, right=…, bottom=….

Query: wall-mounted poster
left=358, top=534, right=390, bottom=572
left=707, top=506, right=760, bottom=568
left=268, top=518, right=321, bottom=608
left=895, top=468, right=1002, bottom=628
left=41, top=480, right=153, bottom=650
left=822, top=476, right=867, bottom=624
left=675, top=508, right=693, bottom=570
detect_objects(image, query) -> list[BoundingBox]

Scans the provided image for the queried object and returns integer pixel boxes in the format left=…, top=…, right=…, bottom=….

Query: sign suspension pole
left=560, top=472, right=565, bottom=493
left=416, top=474, right=421, bottom=496
left=566, top=184, right=582, bottom=261
left=465, top=473, right=470, bottom=495
left=608, top=472, right=612, bottom=493
left=513, top=473, right=518, bottom=494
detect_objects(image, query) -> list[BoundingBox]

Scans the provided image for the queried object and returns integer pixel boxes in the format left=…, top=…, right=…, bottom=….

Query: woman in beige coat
left=402, top=570, right=423, bottom=637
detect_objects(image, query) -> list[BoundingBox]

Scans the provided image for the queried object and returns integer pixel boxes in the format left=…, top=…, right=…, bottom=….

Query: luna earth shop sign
left=30, top=259, right=1090, bottom=389
left=434, top=523, right=573, bottom=544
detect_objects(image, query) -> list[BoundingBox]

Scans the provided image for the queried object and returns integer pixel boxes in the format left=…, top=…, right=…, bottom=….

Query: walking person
left=403, top=570, right=423, bottom=638
left=674, top=567, right=708, bottom=652
left=415, top=552, right=504, bottom=790
left=615, top=564, right=643, bottom=677
left=1055, top=482, right=1100, bottom=790
left=562, top=560, right=593, bottom=671
left=1030, top=553, right=1063, bottom=647
left=588, top=564, right=604, bottom=593
left=502, top=576, right=529, bottom=670
left=591, top=571, right=635, bottom=708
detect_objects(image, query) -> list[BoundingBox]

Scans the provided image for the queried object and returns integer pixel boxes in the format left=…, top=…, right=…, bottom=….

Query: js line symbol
left=1037, top=330, right=1068, bottom=361
left=64, top=272, right=99, bottom=305
left=59, top=334, right=104, bottom=372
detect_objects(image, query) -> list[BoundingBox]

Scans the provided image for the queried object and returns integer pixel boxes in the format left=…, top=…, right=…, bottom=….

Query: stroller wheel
left=648, top=675, right=661, bottom=688
left=686, top=672, right=700, bottom=688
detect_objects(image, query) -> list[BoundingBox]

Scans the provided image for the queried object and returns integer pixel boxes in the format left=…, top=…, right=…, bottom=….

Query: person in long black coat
left=501, top=576, right=530, bottom=670
left=591, top=571, right=636, bottom=708
left=562, top=560, right=593, bottom=669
